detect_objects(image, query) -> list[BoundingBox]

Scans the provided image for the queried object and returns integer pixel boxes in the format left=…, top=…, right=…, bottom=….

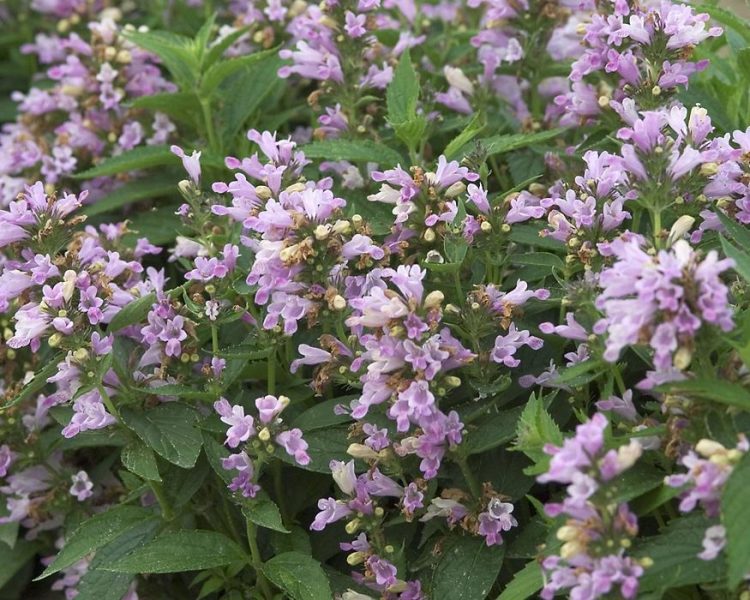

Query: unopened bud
left=347, top=551, right=366, bottom=565
left=116, top=49, right=132, bottom=64
left=62, top=270, right=77, bottom=301
left=500, top=223, right=511, bottom=233
left=104, top=46, right=117, bottom=61
left=73, top=348, right=89, bottom=362
left=673, top=346, right=693, bottom=370
left=695, top=439, right=727, bottom=458
left=332, top=295, right=347, bottom=310
left=48, top=333, right=63, bottom=348
left=345, top=518, right=361, bottom=534
left=347, top=443, right=379, bottom=460
left=351, top=214, right=363, bottom=227
left=314, top=224, right=331, bottom=240
left=278, top=395, right=290, bottom=409
left=333, top=219, right=351, bottom=235
left=445, top=181, right=466, bottom=198
left=423, top=228, right=436, bottom=243
left=423, top=290, right=444, bottom=309
left=556, top=525, right=577, bottom=542
left=651, top=85, right=662, bottom=96
left=598, top=95, right=610, bottom=108
left=700, top=162, right=719, bottom=177
left=480, top=221, right=492, bottom=232
left=258, top=427, right=271, bottom=442
left=444, top=376, right=462, bottom=388
left=285, top=182, right=307, bottom=194
left=667, top=215, right=695, bottom=248
left=255, top=185, right=272, bottom=200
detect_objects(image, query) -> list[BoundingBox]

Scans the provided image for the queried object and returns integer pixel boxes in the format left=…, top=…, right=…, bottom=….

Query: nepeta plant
left=1, top=1, right=750, bottom=599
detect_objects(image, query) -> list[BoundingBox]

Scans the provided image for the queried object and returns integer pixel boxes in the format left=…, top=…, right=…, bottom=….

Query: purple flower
left=214, top=398, right=255, bottom=448
left=276, top=429, right=311, bottom=466
left=171, top=145, right=201, bottom=185
left=69, top=471, right=93, bottom=501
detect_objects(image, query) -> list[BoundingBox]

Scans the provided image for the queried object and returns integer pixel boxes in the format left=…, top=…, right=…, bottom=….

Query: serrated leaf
left=432, top=535, right=504, bottom=600
left=242, top=496, right=289, bottom=533
left=121, top=440, right=161, bottom=482
left=73, top=146, right=176, bottom=179
left=0, top=539, right=40, bottom=588
left=108, top=293, right=155, bottom=333
left=635, top=514, right=725, bottom=593
left=291, top=397, right=354, bottom=431
left=301, top=139, right=403, bottom=166
left=261, top=552, right=331, bottom=600
left=104, top=530, right=246, bottom=573
left=662, top=378, right=750, bottom=411
left=479, top=129, right=564, bottom=158
left=83, top=177, right=176, bottom=217
left=717, top=208, right=750, bottom=248
left=387, top=48, right=419, bottom=124
left=199, top=48, right=277, bottom=97
left=722, top=451, right=750, bottom=587
left=38, top=506, right=157, bottom=579
left=2, top=353, right=63, bottom=410
left=721, top=235, right=750, bottom=281
left=511, top=252, right=564, bottom=269
left=123, top=30, right=199, bottom=87
left=129, top=92, right=201, bottom=126
left=220, top=55, right=285, bottom=143
left=463, top=406, right=524, bottom=455
left=496, top=559, right=542, bottom=600
left=513, top=392, right=563, bottom=465
left=132, top=382, right=213, bottom=400
left=121, top=403, right=203, bottom=469
left=204, top=26, right=250, bottom=67
left=75, top=517, right=160, bottom=600
left=445, top=112, right=485, bottom=159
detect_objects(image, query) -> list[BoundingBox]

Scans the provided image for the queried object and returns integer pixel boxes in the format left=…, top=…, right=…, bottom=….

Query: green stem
left=97, top=385, right=120, bottom=421
left=652, top=207, right=662, bottom=249
left=456, top=455, right=482, bottom=499
left=200, top=96, right=219, bottom=155
left=150, top=480, right=175, bottom=521
left=246, top=521, right=273, bottom=600
left=211, top=324, right=219, bottom=355
left=612, top=364, right=627, bottom=396
left=267, top=355, right=276, bottom=396
left=272, top=460, right=290, bottom=526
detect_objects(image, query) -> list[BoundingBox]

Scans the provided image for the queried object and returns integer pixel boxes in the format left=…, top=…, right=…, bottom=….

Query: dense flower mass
left=0, top=0, right=749, bottom=599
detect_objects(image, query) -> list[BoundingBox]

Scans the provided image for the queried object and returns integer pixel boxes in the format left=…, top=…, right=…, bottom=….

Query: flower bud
left=695, top=439, right=726, bottom=458
left=48, top=333, right=63, bottom=348
left=673, top=346, right=692, bottom=370
left=480, top=221, right=492, bottom=232
left=423, top=290, right=444, bottom=310
left=255, top=185, right=272, bottom=200
left=346, top=551, right=366, bottom=566
left=73, top=348, right=89, bottom=362
left=444, top=375, right=461, bottom=388
left=347, top=443, right=379, bottom=460
left=258, top=427, right=271, bottom=442
left=62, top=270, right=77, bottom=301
left=352, top=214, right=363, bottom=227
left=285, top=182, right=307, bottom=194
left=423, top=228, right=436, bottom=243
left=700, top=162, right=719, bottom=177
left=115, top=49, right=132, bottom=64
left=445, top=181, right=466, bottom=198
left=332, top=295, right=347, bottom=311
left=314, top=224, right=331, bottom=240
left=333, top=219, right=351, bottom=235
left=345, top=518, right=361, bottom=534
left=667, top=215, right=694, bottom=248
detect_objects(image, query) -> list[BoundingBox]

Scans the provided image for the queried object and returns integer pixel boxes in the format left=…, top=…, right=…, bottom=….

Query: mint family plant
left=1, top=1, right=750, bottom=599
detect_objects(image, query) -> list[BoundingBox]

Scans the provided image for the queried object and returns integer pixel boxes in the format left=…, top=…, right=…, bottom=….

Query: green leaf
left=204, top=26, right=250, bottom=67
left=82, top=177, right=176, bottom=217
left=511, top=252, right=564, bottom=270
left=242, top=495, right=289, bottom=533
left=463, top=406, right=524, bottom=455
left=0, top=539, right=40, bottom=588
left=445, top=112, right=486, bottom=159
left=554, top=359, right=606, bottom=387
left=432, top=535, right=505, bottom=600
left=495, top=559, right=543, bottom=600
left=129, top=92, right=201, bottom=127
left=75, top=517, right=160, bottom=600
left=123, top=30, right=199, bottom=87
left=38, top=506, right=157, bottom=579
left=199, top=48, right=277, bottom=97
left=220, top=55, right=285, bottom=143
left=2, top=353, right=63, bottom=410
left=73, top=146, right=176, bottom=179
left=387, top=48, right=419, bottom=124
left=275, top=425, right=349, bottom=472
left=722, top=451, right=750, bottom=587
left=301, top=139, right=404, bottom=166
left=104, top=530, right=246, bottom=573
left=261, top=552, right=331, bottom=600
left=662, top=378, right=750, bottom=411
left=513, top=392, right=563, bottom=466
left=694, top=4, right=750, bottom=43
left=292, top=397, right=354, bottom=431
left=121, top=403, right=203, bottom=469
left=717, top=207, right=750, bottom=248
left=108, top=293, right=155, bottom=333
left=121, top=440, right=161, bottom=482
left=480, top=128, right=564, bottom=158
left=721, top=235, right=750, bottom=281
left=636, top=514, right=725, bottom=593
left=132, top=382, right=213, bottom=400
